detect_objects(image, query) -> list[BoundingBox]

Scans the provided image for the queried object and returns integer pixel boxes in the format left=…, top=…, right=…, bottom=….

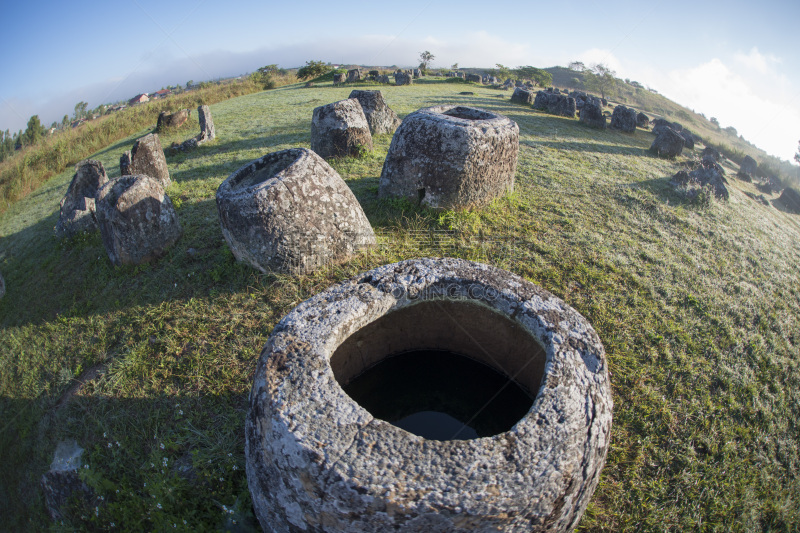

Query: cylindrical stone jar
left=378, top=106, right=519, bottom=209
left=245, top=258, right=613, bottom=532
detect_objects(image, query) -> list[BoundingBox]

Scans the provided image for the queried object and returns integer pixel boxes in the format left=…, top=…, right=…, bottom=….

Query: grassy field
left=1, top=78, right=799, bottom=531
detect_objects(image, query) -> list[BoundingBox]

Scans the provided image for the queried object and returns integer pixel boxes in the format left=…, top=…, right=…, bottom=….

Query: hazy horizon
left=1, top=0, right=798, bottom=162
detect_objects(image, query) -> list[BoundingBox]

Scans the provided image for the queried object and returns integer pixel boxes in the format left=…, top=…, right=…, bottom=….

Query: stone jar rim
left=218, top=147, right=309, bottom=197
left=413, top=105, right=511, bottom=126
left=248, top=258, right=612, bottom=526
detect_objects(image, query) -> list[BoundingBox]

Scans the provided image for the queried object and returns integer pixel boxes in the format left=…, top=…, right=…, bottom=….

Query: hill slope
left=1, top=79, right=799, bottom=530
left=545, top=65, right=796, bottom=182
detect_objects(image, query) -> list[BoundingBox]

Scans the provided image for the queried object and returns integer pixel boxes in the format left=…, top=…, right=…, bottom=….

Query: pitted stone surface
left=533, top=91, right=576, bottom=117
left=347, top=68, right=362, bottom=83
left=156, top=109, right=190, bottom=132
left=120, top=150, right=132, bottom=176
left=610, top=105, right=636, bottom=133
left=245, top=258, right=613, bottom=532
left=394, top=72, right=413, bottom=85
left=379, top=105, right=518, bottom=209
left=650, top=127, right=684, bottom=159
left=779, top=187, right=800, bottom=213
left=95, top=175, right=182, bottom=265
left=198, top=105, right=216, bottom=142
left=738, top=155, right=757, bottom=181
left=580, top=102, right=606, bottom=129
left=216, top=148, right=375, bottom=274
left=55, top=159, right=109, bottom=238
left=680, top=130, right=695, bottom=150
left=348, top=90, right=401, bottom=135
left=124, top=133, right=170, bottom=187
left=41, top=440, right=92, bottom=521
left=311, top=99, right=373, bottom=159
left=511, top=87, right=535, bottom=105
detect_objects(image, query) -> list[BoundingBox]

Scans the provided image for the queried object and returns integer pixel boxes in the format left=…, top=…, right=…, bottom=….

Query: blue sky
left=1, top=0, right=798, bottom=161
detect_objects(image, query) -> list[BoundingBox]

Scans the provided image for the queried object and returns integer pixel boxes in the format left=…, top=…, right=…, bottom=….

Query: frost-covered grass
left=1, top=80, right=799, bottom=531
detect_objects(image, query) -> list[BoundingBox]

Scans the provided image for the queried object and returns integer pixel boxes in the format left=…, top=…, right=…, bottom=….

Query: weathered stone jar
left=216, top=148, right=375, bottom=274
left=246, top=258, right=613, bottom=532
left=379, top=105, right=519, bottom=209
left=95, top=174, right=182, bottom=266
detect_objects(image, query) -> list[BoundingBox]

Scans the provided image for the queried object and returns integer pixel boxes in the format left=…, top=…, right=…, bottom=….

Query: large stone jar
left=246, top=258, right=613, bottom=532
left=216, top=148, right=375, bottom=274
left=379, top=106, right=519, bottom=209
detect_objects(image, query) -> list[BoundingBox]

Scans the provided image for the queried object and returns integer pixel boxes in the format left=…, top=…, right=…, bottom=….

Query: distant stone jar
left=310, top=99, right=373, bottom=159
left=348, top=90, right=401, bottom=135
left=95, top=175, right=182, bottom=266
left=510, top=87, right=535, bottom=105
left=650, top=127, right=684, bottom=159
left=156, top=109, right=190, bottom=132
left=216, top=148, right=375, bottom=274
left=55, top=159, right=109, bottom=239
left=245, top=258, right=613, bottom=532
left=580, top=102, right=607, bottom=130
left=120, top=133, right=170, bottom=188
left=610, top=105, right=637, bottom=133
left=379, top=105, right=519, bottom=209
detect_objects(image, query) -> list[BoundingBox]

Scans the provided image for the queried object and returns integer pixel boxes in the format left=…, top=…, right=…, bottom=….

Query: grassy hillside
left=546, top=66, right=796, bottom=183
left=1, top=79, right=799, bottom=530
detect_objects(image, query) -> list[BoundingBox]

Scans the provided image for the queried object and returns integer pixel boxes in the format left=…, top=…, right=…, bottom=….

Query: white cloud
left=573, top=49, right=625, bottom=75
left=1, top=31, right=545, bottom=133
left=647, top=58, right=799, bottom=161
left=734, top=47, right=781, bottom=75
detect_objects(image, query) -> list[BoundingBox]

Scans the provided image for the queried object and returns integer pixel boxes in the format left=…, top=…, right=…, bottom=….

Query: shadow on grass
left=166, top=132, right=308, bottom=184
left=770, top=196, right=800, bottom=216
left=532, top=139, right=649, bottom=157
left=0, top=198, right=262, bottom=329
left=0, top=390, right=257, bottom=531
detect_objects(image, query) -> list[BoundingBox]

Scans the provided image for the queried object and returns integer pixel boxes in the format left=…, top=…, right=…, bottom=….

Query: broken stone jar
left=245, top=257, right=612, bottom=532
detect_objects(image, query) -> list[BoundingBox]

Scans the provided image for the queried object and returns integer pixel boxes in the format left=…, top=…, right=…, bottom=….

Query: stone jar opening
left=331, top=299, right=546, bottom=440
left=440, top=106, right=496, bottom=121
left=226, top=150, right=299, bottom=191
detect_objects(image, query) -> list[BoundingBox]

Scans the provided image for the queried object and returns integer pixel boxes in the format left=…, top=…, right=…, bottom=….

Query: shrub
left=297, top=60, right=331, bottom=80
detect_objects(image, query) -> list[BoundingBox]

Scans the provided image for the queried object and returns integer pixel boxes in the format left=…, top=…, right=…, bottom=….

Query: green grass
left=2, top=80, right=800, bottom=531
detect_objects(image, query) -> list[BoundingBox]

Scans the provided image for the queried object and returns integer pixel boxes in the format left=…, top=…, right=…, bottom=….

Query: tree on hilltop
left=73, top=101, right=89, bottom=121
left=514, top=66, right=552, bottom=87
left=568, top=61, right=586, bottom=72
left=22, top=115, right=46, bottom=146
left=494, top=64, right=512, bottom=80
left=418, top=51, right=435, bottom=72
left=584, top=63, right=616, bottom=99
left=795, top=140, right=799, bottom=165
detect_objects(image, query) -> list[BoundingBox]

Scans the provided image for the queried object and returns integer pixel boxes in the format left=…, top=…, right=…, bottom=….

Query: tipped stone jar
left=216, top=148, right=375, bottom=274
left=379, top=105, right=519, bottom=209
